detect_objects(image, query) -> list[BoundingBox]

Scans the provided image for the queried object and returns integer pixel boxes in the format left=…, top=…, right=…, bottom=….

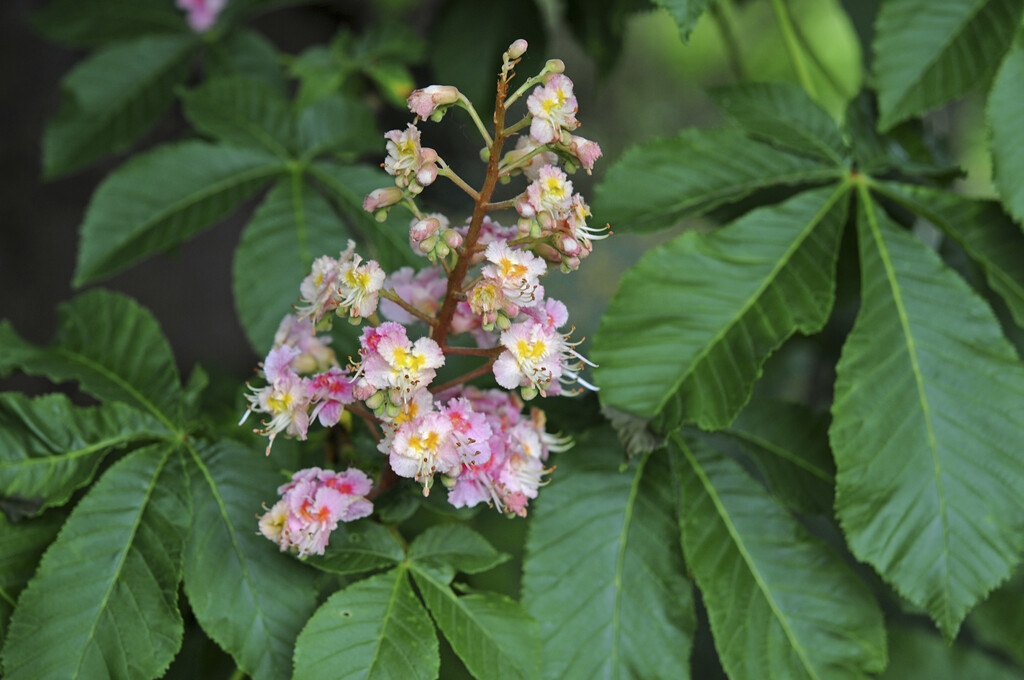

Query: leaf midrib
left=0, top=432, right=160, bottom=470
left=726, top=430, right=834, bottom=483
left=857, top=185, right=952, bottom=630
left=673, top=432, right=822, bottom=680
left=653, top=182, right=850, bottom=417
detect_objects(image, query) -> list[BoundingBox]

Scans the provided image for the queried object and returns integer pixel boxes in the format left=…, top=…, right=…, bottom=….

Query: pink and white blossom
left=407, top=85, right=460, bottom=119
left=389, top=412, right=460, bottom=494
left=379, top=266, right=447, bottom=325
left=527, top=74, right=579, bottom=145
left=481, top=240, right=547, bottom=307
left=384, top=124, right=439, bottom=191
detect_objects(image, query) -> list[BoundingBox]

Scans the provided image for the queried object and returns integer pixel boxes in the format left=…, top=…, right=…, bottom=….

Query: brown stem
left=482, top=197, right=521, bottom=212
left=430, top=357, right=498, bottom=394
left=380, top=289, right=436, bottom=326
left=367, top=466, right=398, bottom=501
left=445, top=346, right=503, bottom=357
left=345, top=403, right=382, bottom=442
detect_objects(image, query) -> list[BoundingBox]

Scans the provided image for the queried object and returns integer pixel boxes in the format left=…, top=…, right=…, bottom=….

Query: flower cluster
left=247, top=39, right=606, bottom=546
left=258, top=467, right=373, bottom=557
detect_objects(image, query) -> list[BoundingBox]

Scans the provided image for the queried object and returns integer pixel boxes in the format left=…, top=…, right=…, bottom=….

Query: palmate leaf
left=671, top=432, right=887, bottom=680
left=305, top=521, right=405, bottom=576
left=43, top=34, right=196, bottom=179
left=651, top=0, right=714, bottom=43
left=296, top=95, right=378, bottom=160
left=407, top=524, right=509, bottom=583
left=0, top=511, right=65, bottom=649
left=873, top=0, right=1024, bottom=131
left=593, top=185, right=850, bottom=431
left=0, top=393, right=168, bottom=515
left=232, top=177, right=353, bottom=352
left=184, top=441, right=318, bottom=680
left=880, top=625, right=1023, bottom=679
left=522, top=431, right=695, bottom=680
left=871, top=181, right=1024, bottom=329
left=709, top=82, right=847, bottom=164
left=0, top=290, right=182, bottom=424
left=180, top=76, right=295, bottom=158
left=0, top=444, right=190, bottom=680
left=74, top=141, right=285, bottom=286
left=831, top=187, right=1024, bottom=640
left=411, top=568, right=540, bottom=680
left=591, top=128, right=844, bottom=233
left=292, top=568, right=439, bottom=680
left=987, top=36, right=1024, bottom=224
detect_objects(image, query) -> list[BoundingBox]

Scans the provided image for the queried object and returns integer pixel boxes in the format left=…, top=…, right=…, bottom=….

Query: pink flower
left=379, top=266, right=447, bottom=325
left=177, top=0, right=226, bottom=32
left=521, top=165, right=573, bottom=220
left=258, top=467, right=374, bottom=557
left=493, top=321, right=563, bottom=397
left=244, top=372, right=312, bottom=455
left=481, top=240, right=547, bottom=307
left=357, top=322, right=444, bottom=402
left=307, top=366, right=356, bottom=427
left=389, top=412, right=460, bottom=495
left=407, top=85, right=460, bottom=119
left=273, top=315, right=335, bottom=372
left=298, top=241, right=385, bottom=322
left=363, top=187, right=403, bottom=213
left=384, top=124, right=439, bottom=191
left=527, top=74, right=579, bottom=145
left=566, top=135, right=603, bottom=173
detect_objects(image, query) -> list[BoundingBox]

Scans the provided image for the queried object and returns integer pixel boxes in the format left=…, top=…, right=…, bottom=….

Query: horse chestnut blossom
left=177, top=0, right=226, bottom=32
left=247, top=39, right=606, bottom=544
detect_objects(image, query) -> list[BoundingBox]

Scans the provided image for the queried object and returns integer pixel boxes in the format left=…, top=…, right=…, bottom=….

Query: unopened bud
left=411, top=217, right=441, bottom=242
left=441, top=474, right=458, bottom=489
left=419, top=235, right=439, bottom=253
left=480, top=147, right=490, bottom=162
left=407, top=85, right=460, bottom=119
left=364, top=391, right=385, bottom=410
left=534, top=243, right=562, bottom=263
left=443, top=229, right=463, bottom=248
left=508, top=39, right=528, bottom=60
left=292, top=354, right=317, bottom=374
left=386, top=403, right=402, bottom=418
left=496, top=313, right=512, bottom=331
left=518, top=217, right=533, bottom=233
left=521, top=385, right=539, bottom=401
left=545, top=59, right=565, bottom=74
left=363, top=187, right=403, bottom=213
left=435, top=243, right=450, bottom=259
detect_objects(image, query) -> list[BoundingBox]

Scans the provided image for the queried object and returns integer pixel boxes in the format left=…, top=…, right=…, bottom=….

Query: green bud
left=365, top=391, right=385, bottom=410
left=480, top=147, right=490, bottom=162
left=496, top=313, right=512, bottom=331
left=521, top=385, right=538, bottom=401
left=386, top=403, right=402, bottom=418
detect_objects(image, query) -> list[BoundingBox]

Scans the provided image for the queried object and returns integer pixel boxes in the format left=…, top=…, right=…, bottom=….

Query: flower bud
left=365, top=391, right=385, bottom=410
left=386, top=403, right=402, bottom=419
left=545, top=59, right=565, bottom=74
left=534, top=242, right=562, bottom=263
left=292, top=353, right=318, bottom=374
left=419, top=235, right=438, bottom=253
left=507, top=39, right=528, bottom=60
left=441, top=474, right=458, bottom=489
left=363, top=187, right=403, bottom=213
left=443, top=229, right=463, bottom=248
left=435, top=243, right=450, bottom=259
left=496, top=313, right=512, bottom=331
left=407, top=85, right=460, bottom=119
left=410, top=217, right=441, bottom=242
left=521, top=385, right=539, bottom=401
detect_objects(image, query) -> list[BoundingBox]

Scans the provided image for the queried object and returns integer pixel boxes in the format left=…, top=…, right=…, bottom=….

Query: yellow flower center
left=517, top=339, right=546, bottom=362
left=392, top=347, right=426, bottom=372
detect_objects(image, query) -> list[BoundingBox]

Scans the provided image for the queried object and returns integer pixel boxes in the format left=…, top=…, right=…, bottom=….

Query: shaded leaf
left=880, top=625, right=1022, bottom=679
left=831, top=188, right=1024, bottom=639
left=184, top=441, right=317, bottom=680
left=872, top=181, right=1024, bottom=329
left=408, top=524, right=509, bottom=584
left=672, top=432, right=887, bottom=680
left=74, top=141, right=284, bottom=286
left=593, top=128, right=842, bottom=233
left=987, top=35, right=1024, bottom=224
left=206, top=29, right=289, bottom=94
left=873, top=0, right=1024, bottom=130
left=43, top=34, right=196, bottom=178
left=0, top=393, right=169, bottom=515
left=523, top=430, right=695, bottom=680
left=710, top=82, right=847, bottom=164
left=0, top=511, right=66, bottom=648
left=593, top=185, right=850, bottom=430
left=722, top=398, right=835, bottom=515
left=292, top=568, right=439, bottom=680
left=412, top=568, right=540, bottom=680
left=652, top=0, right=715, bottom=43
left=1, top=444, right=189, bottom=680
left=181, top=76, right=294, bottom=157
left=296, top=95, right=378, bottom=160
left=30, top=0, right=184, bottom=48
left=305, top=521, right=405, bottom=576
left=967, top=566, right=1024, bottom=668
left=231, top=177, right=352, bottom=352
left=0, top=290, right=182, bottom=424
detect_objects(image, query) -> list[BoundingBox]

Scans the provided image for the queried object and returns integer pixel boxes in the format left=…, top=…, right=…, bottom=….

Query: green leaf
left=292, top=568, right=439, bottom=680
left=1, top=444, right=190, bottom=680
left=652, top=0, right=714, bottom=43
left=592, top=129, right=842, bottom=233
left=522, top=431, right=695, bottom=680
left=968, top=566, right=1024, bottom=668
left=831, top=187, right=1024, bottom=639
left=183, top=440, right=318, bottom=680
left=871, top=181, right=1024, bottom=329
left=709, top=82, right=847, bottom=164
left=74, top=141, right=284, bottom=286
left=305, top=522, right=405, bottom=575
left=671, top=432, right=887, bottom=680
left=0, top=511, right=66, bottom=649
left=408, top=524, right=509, bottom=583
left=873, top=0, right=1024, bottom=131
left=30, top=0, right=184, bottom=49
left=987, top=35, right=1024, bottom=223
left=593, top=185, right=850, bottom=430
left=0, top=290, right=182, bottom=424
left=0, top=393, right=169, bottom=515
left=721, top=398, right=835, bottom=515
left=412, top=569, right=541, bottom=680
left=43, top=34, right=196, bottom=179
left=880, top=625, right=1023, bottom=679
left=232, top=176, right=353, bottom=352
left=307, top=162, right=421, bottom=272
left=181, top=77, right=294, bottom=158
left=206, top=29, right=289, bottom=94
left=296, top=95, right=378, bottom=160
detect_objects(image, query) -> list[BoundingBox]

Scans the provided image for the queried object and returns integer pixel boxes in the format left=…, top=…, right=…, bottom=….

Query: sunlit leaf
left=831, top=188, right=1024, bottom=639
left=408, top=524, right=509, bottom=583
